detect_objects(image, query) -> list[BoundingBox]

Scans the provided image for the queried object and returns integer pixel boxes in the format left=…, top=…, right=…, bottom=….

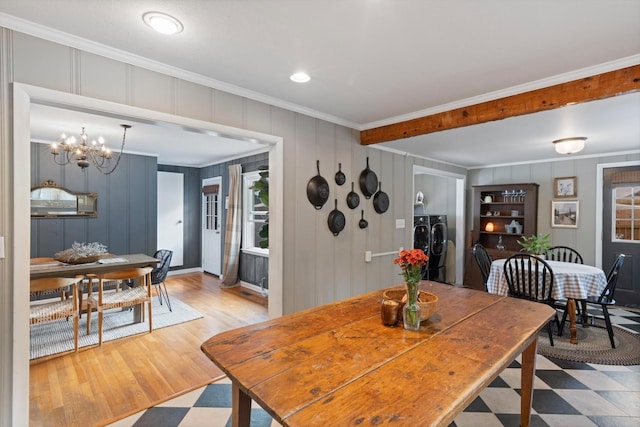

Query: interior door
left=603, top=166, right=639, bottom=308
left=157, top=171, right=184, bottom=267
left=202, top=177, right=222, bottom=275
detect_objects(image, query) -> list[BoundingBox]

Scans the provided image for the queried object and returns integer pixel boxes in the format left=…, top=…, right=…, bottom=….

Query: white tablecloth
left=487, top=259, right=607, bottom=300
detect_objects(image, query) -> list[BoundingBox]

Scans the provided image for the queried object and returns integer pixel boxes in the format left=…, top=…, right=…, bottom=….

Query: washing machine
left=413, top=215, right=448, bottom=283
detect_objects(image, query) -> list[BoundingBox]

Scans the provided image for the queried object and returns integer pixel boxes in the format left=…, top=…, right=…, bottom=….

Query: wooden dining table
left=486, top=258, right=608, bottom=344
left=201, top=281, right=555, bottom=427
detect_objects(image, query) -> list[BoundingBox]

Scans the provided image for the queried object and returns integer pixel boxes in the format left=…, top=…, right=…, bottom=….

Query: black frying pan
left=359, top=210, right=368, bottom=229
left=346, top=182, right=360, bottom=209
left=373, top=182, right=389, bottom=214
left=359, top=157, right=378, bottom=199
left=335, top=163, right=346, bottom=186
left=327, top=199, right=346, bottom=236
left=306, top=160, right=330, bottom=210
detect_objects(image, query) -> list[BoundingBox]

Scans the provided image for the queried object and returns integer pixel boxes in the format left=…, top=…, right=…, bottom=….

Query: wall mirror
left=30, top=180, right=97, bottom=217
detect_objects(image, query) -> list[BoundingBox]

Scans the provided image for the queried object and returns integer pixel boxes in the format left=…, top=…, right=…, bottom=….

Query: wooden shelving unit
left=464, top=183, right=539, bottom=290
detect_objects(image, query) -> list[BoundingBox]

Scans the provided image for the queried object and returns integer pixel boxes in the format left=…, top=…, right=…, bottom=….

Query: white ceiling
left=1, top=0, right=639, bottom=168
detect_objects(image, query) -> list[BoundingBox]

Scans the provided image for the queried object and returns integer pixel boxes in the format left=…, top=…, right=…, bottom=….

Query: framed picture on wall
left=554, top=176, right=577, bottom=198
left=552, top=200, right=579, bottom=228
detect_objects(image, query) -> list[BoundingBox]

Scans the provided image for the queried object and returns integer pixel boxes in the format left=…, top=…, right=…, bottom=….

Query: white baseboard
left=240, top=280, right=268, bottom=297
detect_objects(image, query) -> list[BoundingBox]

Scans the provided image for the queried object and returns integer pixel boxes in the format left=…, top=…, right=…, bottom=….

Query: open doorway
left=412, top=165, right=465, bottom=285
left=12, top=83, right=284, bottom=416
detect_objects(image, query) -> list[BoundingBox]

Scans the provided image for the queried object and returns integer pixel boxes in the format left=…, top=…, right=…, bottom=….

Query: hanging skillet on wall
left=335, top=163, right=346, bottom=186
left=327, top=199, right=346, bottom=236
left=373, top=182, right=389, bottom=214
left=359, top=157, right=378, bottom=199
left=346, top=182, right=360, bottom=209
left=306, top=160, right=330, bottom=210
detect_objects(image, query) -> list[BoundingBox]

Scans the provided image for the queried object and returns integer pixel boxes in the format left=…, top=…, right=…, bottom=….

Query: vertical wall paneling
left=79, top=51, right=128, bottom=103
left=175, top=80, right=212, bottom=122
left=11, top=33, right=71, bottom=91
left=316, top=119, right=336, bottom=305
left=333, top=125, right=354, bottom=302
left=213, top=89, right=243, bottom=128
left=130, top=68, right=174, bottom=114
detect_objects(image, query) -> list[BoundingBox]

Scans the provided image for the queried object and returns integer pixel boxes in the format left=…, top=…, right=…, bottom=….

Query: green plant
left=517, top=233, right=551, bottom=255
left=250, top=166, right=269, bottom=249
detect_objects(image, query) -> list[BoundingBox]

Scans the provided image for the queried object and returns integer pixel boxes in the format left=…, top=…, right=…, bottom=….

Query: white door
left=202, top=177, right=222, bottom=275
left=157, top=171, right=184, bottom=267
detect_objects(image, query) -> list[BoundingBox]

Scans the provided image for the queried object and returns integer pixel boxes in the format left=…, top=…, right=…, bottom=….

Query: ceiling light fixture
left=143, top=12, right=183, bottom=35
left=290, top=72, right=311, bottom=83
left=553, top=137, right=587, bottom=155
left=50, top=124, right=131, bottom=175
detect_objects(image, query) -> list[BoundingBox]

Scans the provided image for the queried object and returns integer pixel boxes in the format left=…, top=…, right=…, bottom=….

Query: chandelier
left=50, top=124, right=131, bottom=175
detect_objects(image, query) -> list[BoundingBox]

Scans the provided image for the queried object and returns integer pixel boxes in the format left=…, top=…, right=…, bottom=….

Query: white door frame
left=10, top=83, right=284, bottom=422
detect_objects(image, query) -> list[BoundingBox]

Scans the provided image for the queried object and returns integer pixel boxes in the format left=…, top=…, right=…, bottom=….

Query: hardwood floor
left=29, top=272, right=268, bottom=427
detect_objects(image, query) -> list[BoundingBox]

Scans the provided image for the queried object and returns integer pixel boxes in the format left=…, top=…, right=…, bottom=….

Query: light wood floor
left=29, top=272, right=268, bottom=427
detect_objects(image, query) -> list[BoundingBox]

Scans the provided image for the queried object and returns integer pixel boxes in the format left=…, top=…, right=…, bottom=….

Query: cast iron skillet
left=359, top=210, right=368, bottom=229
left=327, top=199, right=346, bottom=236
left=373, top=182, right=389, bottom=214
left=359, top=157, right=378, bottom=199
left=335, top=163, right=346, bottom=186
left=306, top=160, right=330, bottom=210
left=346, top=182, right=360, bottom=209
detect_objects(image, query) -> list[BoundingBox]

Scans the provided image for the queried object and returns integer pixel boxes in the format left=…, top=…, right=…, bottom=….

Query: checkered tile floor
left=109, top=308, right=640, bottom=427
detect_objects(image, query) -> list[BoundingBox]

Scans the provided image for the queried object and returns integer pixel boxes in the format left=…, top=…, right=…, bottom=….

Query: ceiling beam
left=360, top=64, right=640, bottom=145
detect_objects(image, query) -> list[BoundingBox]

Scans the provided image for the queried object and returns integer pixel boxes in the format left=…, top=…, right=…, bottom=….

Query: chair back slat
left=151, top=250, right=173, bottom=284
left=472, top=244, right=492, bottom=287
left=598, top=254, right=625, bottom=304
left=545, top=246, right=583, bottom=264
left=504, top=254, right=554, bottom=302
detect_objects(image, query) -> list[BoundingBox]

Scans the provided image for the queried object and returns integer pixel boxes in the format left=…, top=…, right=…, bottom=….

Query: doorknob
left=177, top=220, right=183, bottom=224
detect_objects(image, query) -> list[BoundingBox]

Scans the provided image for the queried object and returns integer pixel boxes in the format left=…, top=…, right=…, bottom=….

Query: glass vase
left=402, top=280, right=421, bottom=331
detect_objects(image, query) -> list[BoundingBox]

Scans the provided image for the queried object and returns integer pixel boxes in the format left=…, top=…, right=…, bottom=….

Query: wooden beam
left=360, top=64, right=640, bottom=145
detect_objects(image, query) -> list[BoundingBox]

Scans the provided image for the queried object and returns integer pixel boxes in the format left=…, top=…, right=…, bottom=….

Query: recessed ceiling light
left=290, top=72, right=311, bottom=83
left=143, top=12, right=183, bottom=35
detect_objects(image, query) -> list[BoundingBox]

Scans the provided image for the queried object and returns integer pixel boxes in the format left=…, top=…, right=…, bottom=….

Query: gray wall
left=30, top=143, right=158, bottom=258
left=414, top=173, right=458, bottom=244
left=467, top=153, right=640, bottom=265
left=0, top=29, right=465, bottom=423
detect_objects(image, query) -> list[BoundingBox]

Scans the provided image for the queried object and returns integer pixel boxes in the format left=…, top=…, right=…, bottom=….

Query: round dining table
left=487, top=258, right=608, bottom=344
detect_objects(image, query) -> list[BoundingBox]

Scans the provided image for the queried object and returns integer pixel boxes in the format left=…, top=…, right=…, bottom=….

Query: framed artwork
left=552, top=200, right=579, bottom=228
left=554, top=176, right=577, bottom=198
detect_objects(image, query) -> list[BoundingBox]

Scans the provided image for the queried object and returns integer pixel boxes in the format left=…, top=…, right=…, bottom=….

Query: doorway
left=158, top=171, right=185, bottom=267
left=11, top=83, right=284, bottom=419
left=601, top=163, right=640, bottom=308
left=202, top=176, right=222, bottom=275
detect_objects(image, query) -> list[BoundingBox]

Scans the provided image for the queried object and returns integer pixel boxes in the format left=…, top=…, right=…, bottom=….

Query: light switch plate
left=395, top=219, right=405, bottom=229
left=0, top=236, right=4, bottom=259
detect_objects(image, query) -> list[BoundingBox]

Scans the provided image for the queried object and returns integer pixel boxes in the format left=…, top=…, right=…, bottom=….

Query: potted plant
left=517, top=233, right=551, bottom=256
left=250, top=165, right=269, bottom=249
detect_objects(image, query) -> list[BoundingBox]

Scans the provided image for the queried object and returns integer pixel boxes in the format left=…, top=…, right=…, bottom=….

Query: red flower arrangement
left=393, top=249, right=429, bottom=284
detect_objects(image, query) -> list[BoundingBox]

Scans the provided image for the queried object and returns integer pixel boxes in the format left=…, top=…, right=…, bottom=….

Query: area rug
left=30, top=296, right=203, bottom=360
left=537, top=320, right=640, bottom=366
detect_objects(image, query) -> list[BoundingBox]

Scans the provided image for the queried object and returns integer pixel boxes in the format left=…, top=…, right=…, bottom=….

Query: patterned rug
left=537, top=319, right=640, bottom=365
left=30, top=296, right=203, bottom=359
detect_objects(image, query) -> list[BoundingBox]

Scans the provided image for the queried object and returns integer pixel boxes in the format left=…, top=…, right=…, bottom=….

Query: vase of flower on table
left=393, top=249, right=429, bottom=331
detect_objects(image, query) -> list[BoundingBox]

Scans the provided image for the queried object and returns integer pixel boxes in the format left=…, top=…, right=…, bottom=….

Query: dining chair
left=559, top=254, right=625, bottom=348
left=30, top=276, right=82, bottom=352
left=503, top=253, right=557, bottom=346
left=151, top=249, right=173, bottom=311
left=472, top=244, right=492, bottom=290
left=85, top=267, right=154, bottom=345
left=545, top=246, right=584, bottom=264
left=30, top=257, right=68, bottom=302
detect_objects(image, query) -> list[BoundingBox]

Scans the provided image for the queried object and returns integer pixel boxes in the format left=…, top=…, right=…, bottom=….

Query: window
left=204, top=193, right=220, bottom=232
left=613, top=186, right=640, bottom=242
left=243, top=171, right=268, bottom=253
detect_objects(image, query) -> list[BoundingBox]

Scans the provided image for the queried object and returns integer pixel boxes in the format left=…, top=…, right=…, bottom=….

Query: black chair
left=545, top=246, right=584, bottom=264
left=151, top=249, right=173, bottom=311
left=472, top=244, right=492, bottom=290
left=559, top=254, right=625, bottom=348
left=503, top=253, right=557, bottom=346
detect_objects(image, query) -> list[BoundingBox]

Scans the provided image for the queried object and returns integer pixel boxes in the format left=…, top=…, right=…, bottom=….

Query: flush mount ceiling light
left=553, top=137, right=587, bottom=154
left=290, top=72, right=311, bottom=83
left=143, top=12, right=183, bottom=35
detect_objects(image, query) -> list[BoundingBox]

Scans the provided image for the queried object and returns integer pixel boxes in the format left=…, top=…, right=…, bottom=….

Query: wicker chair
left=85, top=267, right=153, bottom=345
left=151, top=249, right=173, bottom=311
left=30, top=257, right=68, bottom=301
left=30, top=276, right=82, bottom=352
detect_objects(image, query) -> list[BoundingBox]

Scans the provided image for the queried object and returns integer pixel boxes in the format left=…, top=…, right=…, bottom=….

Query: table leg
left=520, top=336, right=538, bottom=427
left=231, top=383, right=251, bottom=427
left=568, top=298, right=578, bottom=344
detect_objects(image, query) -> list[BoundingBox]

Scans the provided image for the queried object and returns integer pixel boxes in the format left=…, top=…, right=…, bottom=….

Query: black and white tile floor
left=109, top=308, right=640, bottom=427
